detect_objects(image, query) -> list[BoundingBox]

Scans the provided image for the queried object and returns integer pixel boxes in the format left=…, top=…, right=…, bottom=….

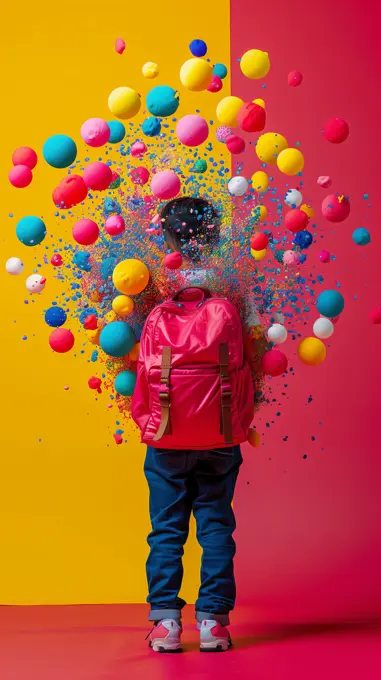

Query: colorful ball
left=285, top=208, right=309, bottom=232
left=324, top=117, right=349, bottom=144
left=176, top=115, right=209, bottom=146
left=53, top=175, right=88, bottom=209
left=298, top=337, right=326, bottom=366
left=216, top=126, right=233, bottom=143
left=316, top=289, right=344, bottom=317
left=105, top=215, right=125, bottom=236
left=313, top=317, right=334, bottom=339
left=288, top=70, right=303, bottom=86
left=207, top=75, right=223, bottom=93
left=247, top=428, right=261, bottom=447
left=370, top=307, right=381, bottom=324
left=226, top=134, right=245, bottom=154
left=142, top=61, right=159, bottom=78
left=12, top=146, right=37, bottom=169
left=6, top=257, right=24, bottom=275
left=284, top=188, right=303, bottom=208
left=16, top=216, right=46, bottom=246
left=213, top=63, right=228, bottom=79
left=43, top=134, right=77, bottom=168
left=114, top=370, right=137, bottom=396
left=151, top=170, right=181, bottom=199
left=237, top=102, right=266, bottom=132
left=142, top=117, right=161, bottom=137
left=268, top=323, right=287, bottom=344
left=112, top=258, right=149, bottom=295
left=352, top=227, right=370, bottom=245
left=112, top=295, right=134, bottom=316
left=100, top=321, right=135, bottom=357
left=81, top=118, right=110, bottom=147
left=228, top=176, right=249, bottom=196
left=319, top=249, right=331, bottom=263
left=256, top=132, right=288, bottom=164
left=131, top=166, right=150, bottom=185
left=72, top=218, right=99, bottom=245
left=49, top=328, right=75, bottom=353
left=240, top=49, right=270, bottom=79
left=283, top=250, right=300, bottom=267
left=146, top=85, right=179, bottom=117
left=164, top=252, right=183, bottom=269
left=250, top=232, right=268, bottom=250
left=107, top=120, right=126, bottom=143
left=189, top=39, right=207, bottom=57
left=8, top=165, right=32, bottom=188
left=216, top=96, right=244, bottom=127
left=108, top=87, right=141, bottom=119
left=251, top=170, right=269, bottom=193
left=26, top=274, right=46, bottom=293
left=45, top=306, right=67, bottom=327
left=180, top=58, right=213, bottom=91
left=83, top=162, right=112, bottom=190
left=322, top=193, right=350, bottom=222
left=250, top=248, right=267, bottom=261
left=277, top=148, right=304, bottom=175
left=261, top=349, right=288, bottom=376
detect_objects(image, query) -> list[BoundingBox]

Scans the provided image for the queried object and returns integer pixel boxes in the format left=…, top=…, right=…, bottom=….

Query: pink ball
left=131, top=141, right=147, bottom=157
left=226, top=134, right=246, bottom=154
left=322, top=193, right=350, bottom=222
left=283, top=249, right=300, bottom=266
left=288, top=70, right=303, bottom=86
left=324, top=118, right=349, bottom=144
left=72, top=218, right=99, bottom=245
left=319, top=249, right=331, bottom=263
left=83, top=162, right=113, bottom=191
left=285, top=208, right=309, bottom=233
left=105, top=215, right=125, bottom=236
left=8, top=164, right=33, bottom=188
left=151, top=170, right=181, bottom=200
left=164, top=252, right=183, bottom=269
left=317, top=175, right=332, bottom=188
left=115, top=38, right=126, bottom=54
left=81, top=118, right=110, bottom=147
left=49, top=328, right=75, bottom=353
left=216, top=126, right=232, bottom=143
left=370, top=306, right=381, bottom=324
left=176, top=115, right=209, bottom=147
left=131, top=166, right=150, bottom=185
left=207, top=75, right=223, bottom=93
left=12, top=146, right=38, bottom=169
left=261, top=349, right=288, bottom=377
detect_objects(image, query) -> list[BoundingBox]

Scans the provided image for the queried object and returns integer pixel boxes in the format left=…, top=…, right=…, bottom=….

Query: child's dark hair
left=160, top=196, right=220, bottom=260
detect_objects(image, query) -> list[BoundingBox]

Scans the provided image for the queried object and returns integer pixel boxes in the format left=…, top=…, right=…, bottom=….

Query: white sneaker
left=147, top=619, right=182, bottom=653
left=198, top=619, right=232, bottom=652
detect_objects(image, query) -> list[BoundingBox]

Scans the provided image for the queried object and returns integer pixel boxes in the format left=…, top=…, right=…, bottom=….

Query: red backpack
left=132, top=285, right=254, bottom=450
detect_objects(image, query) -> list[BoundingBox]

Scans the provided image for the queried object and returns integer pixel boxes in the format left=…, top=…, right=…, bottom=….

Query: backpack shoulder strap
left=153, top=346, right=172, bottom=441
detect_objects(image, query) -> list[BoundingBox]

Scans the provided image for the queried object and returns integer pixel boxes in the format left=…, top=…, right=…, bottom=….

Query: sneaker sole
left=149, top=641, right=183, bottom=653
left=200, top=640, right=231, bottom=652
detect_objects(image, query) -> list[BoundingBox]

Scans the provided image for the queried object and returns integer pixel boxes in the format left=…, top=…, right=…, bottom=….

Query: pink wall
left=231, top=0, right=381, bottom=621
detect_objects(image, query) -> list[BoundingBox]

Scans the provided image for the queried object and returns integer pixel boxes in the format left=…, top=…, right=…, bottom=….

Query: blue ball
left=189, top=39, right=207, bottom=57
left=107, top=120, right=126, bottom=143
left=146, top=86, right=179, bottom=118
left=100, top=321, right=135, bottom=358
left=43, top=134, right=77, bottom=169
left=142, top=116, right=162, bottom=137
left=45, top=306, right=67, bottom=327
left=293, top=230, right=313, bottom=250
left=213, top=63, right=228, bottom=79
left=316, top=290, right=344, bottom=317
left=73, top=251, right=92, bottom=272
left=114, top=370, right=137, bottom=396
left=352, top=227, right=371, bottom=246
left=16, top=216, right=46, bottom=246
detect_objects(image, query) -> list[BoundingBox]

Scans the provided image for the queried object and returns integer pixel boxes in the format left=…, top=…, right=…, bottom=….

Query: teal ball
left=213, top=63, right=228, bottom=79
left=16, top=216, right=46, bottom=246
left=107, top=121, right=126, bottom=143
left=43, top=134, right=77, bottom=168
left=142, top=117, right=161, bottom=137
left=114, top=370, right=137, bottom=396
left=146, top=86, right=179, bottom=117
left=316, top=290, right=344, bottom=317
left=100, top=321, right=135, bottom=357
left=352, top=227, right=370, bottom=245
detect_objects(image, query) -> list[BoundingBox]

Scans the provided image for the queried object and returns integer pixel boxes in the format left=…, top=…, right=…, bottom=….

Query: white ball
left=6, top=257, right=24, bottom=275
left=284, top=188, right=303, bottom=208
left=26, top=274, right=46, bottom=293
left=313, top=317, right=334, bottom=339
left=268, top=323, right=288, bottom=344
left=228, top=176, right=249, bottom=197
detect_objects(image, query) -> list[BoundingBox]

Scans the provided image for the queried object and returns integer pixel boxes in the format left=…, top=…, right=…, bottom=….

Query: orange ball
left=248, top=427, right=261, bottom=447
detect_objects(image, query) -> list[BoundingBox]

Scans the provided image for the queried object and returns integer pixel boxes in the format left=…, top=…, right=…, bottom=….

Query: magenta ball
left=324, top=118, right=349, bottom=144
left=81, top=118, right=110, bottom=147
left=83, top=162, right=113, bottom=190
left=288, top=70, right=303, bottom=86
left=105, top=215, right=125, bottom=236
left=12, top=146, right=38, bottom=169
left=261, top=349, right=288, bottom=377
left=370, top=306, right=381, bottom=324
left=207, top=75, right=223, bottom=93
left=131, top=166, right=150, bottom=185
left=151, top=170, right=181, bottom=199
left=176, top=114, right=209, bottom=147
left=216, top=126, right=232, bottom=143
left=49, top=328, right=75, bottom=353
left=322, top=193, right=350, bottom=222
left=131, top=141, right=147, bottom=157
left=72, top=218, right=99, bottom=245
left=285, top=208, right=309, bottom=233
left=319, top=249, right=331, bottom=263
left=226, top=134, right=246, bottom=154
left=8, top=165, right=33, bottom=188
left=164, top=252, right=183, bottom=269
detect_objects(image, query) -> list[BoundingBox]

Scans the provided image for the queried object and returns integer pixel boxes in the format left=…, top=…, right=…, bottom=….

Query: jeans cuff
left=149, top=608, right=182, bottom=622
left=195, top=610, right=230, bottom=626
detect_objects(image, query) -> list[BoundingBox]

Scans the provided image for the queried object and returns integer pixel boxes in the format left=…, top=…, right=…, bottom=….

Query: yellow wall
left=0, top=0, right=230, bottom=604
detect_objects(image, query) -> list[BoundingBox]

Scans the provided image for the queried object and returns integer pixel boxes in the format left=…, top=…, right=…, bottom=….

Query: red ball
left=370, top=306, right=381, bottom=324
left=49, top=328, right=75, bottom=353
left=83, top=162, right=113, bottom=191
left=131, top=166, right=150, bottom=185
left=324, top=118, right=349, bottom=144
left=51, top=254, right=63, bottom=266
left=12, top=146, right=38, bottom=169
left=226, top=134, right=246, bottom=154
left=288, top=71, right=303, bottom=87
left=84, top=314, right=98, bottom=330
left=261, top=349, right=288, bottom=377
left=53, top=175, right=88, bottom=209
left=285, top=208, right=309, bottom=233
left=105, top=215, right=125, bottom=236
left=164, top=252, right=183, bottom=269
left=8, top=165, right=33, bottom=188
left=72, top=218, right=99, bottom=245
left=237, top=102, right=266, bottom=133
left=250, top=232, right=269, bottom=250
left=207, top=75, right=223, bottom=93
left=321, top=193, right=350, bottom=222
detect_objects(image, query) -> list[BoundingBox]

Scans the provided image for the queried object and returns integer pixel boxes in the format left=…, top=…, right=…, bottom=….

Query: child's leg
left=144, top=446, right=193, bottom=623
left=193, top=445, right=243, bottom=626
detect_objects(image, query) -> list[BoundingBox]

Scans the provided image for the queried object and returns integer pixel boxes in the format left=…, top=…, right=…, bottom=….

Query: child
left=133, top=197, right=261, bottom=653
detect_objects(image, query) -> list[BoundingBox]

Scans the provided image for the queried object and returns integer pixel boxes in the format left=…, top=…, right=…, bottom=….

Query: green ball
left=192, top=159, right=207, bottom=173
left=114, top=370, right=137, bottom=396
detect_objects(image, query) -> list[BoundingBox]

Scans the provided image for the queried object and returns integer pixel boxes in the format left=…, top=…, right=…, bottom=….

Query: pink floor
left=0, top=605, right=380, bottom=680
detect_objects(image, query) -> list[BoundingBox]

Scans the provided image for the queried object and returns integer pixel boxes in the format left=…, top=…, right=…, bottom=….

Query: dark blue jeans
left=144, top=445, right=243, bottom=626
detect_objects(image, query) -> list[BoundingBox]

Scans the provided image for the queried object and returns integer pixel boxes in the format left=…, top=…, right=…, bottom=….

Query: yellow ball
left=301, top=203, right=315, bottom=218
left=256, top=132, right=288, bottom=164
left=128, top=342, right=141, bottom=362
left=240, top=49, right=270, bottom=79
left=180, top=58, right=213, bottom=91
left=250, top=248, right=267, bottom=261
left=251, top=170, right=269, bottom=193
left=112, top=259, right=149, bottom=295
left=253, top=204, right=268, bottom=222
left=277, top=148, right=305, bottom=176
left=253, top=98, right=265, bottom=109
left=142, top=61, right=159, bottom=79
left=108, top=87, right=141, bottom=120
left=112, top=295, right=135, bottom=316
left=298, top=337, right=327, bottom=366
left=248, top=427, right=261, bottom=447
left=216, top=96, right=244, bottom=127
left=87, top=328, right=100, bottom=345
